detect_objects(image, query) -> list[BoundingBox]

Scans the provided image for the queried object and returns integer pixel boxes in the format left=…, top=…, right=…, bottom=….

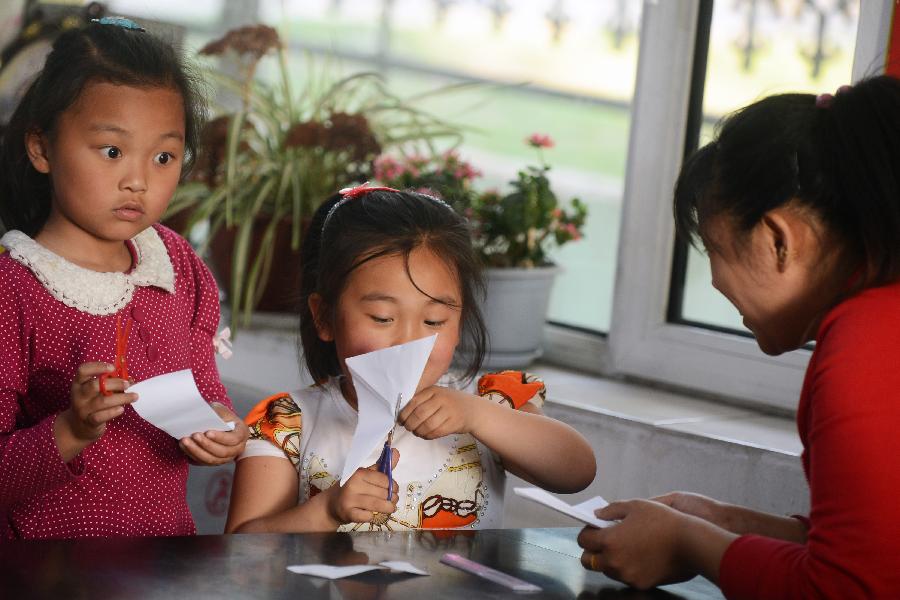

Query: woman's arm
left=653, top=491, right=807, bottom=543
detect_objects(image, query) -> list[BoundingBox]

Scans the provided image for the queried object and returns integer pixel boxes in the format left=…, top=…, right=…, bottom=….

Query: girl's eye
left=154, top=152, right=175, bottom=165
left=425, top=320, right=447, bottom=327
left=371, top=315, right=393, bottom=324
left=102, top=146, right=122, bottom=159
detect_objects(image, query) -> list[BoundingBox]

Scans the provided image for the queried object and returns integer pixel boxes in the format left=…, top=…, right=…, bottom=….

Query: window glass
left=103, top=0, right=642, bottom=333
left=679, top=0, right=860, bottom=330
left=262, top=0, right=643, bottom=333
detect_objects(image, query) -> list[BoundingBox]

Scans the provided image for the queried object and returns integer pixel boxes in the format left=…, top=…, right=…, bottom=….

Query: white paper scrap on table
left=129, top=369, right=235, bottom=440
left=339, top=334, right=437, bottom=485
left=513, top=487, right=614, bottom=529
left=379, top=561, right=429, bottom=576
left=287, top=561, right=429, bottom=579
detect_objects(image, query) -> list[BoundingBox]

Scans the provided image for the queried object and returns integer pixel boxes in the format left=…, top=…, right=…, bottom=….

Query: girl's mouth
left=113, top=206, right=144, bottom=222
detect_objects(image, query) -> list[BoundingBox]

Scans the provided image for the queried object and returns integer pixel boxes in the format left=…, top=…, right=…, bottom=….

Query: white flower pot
left=477, top=266, right=560, bottom=369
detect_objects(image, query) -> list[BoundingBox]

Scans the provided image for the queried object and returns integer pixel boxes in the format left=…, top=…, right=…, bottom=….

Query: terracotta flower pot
left=209, top=216, right=307, bottom=314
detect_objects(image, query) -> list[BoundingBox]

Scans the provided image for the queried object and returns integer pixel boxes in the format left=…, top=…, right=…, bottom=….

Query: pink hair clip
left=338, top=182, right=399, bottom=199
left=322, top=182, right=401, bottom=234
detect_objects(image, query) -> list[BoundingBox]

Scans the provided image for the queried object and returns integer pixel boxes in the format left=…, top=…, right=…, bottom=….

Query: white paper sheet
left=339, top=335, right=437, bottom=485
left=129, top=369, right=235, bottom=439
left=513, top=487, right=614, bottom=529
left=287, top=561, right=429, bottom=579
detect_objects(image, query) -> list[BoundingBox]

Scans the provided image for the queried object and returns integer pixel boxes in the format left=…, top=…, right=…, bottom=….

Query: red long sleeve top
left=719, top=281, right=900, bottom=598
left=0, top=225, right=231, bottom=539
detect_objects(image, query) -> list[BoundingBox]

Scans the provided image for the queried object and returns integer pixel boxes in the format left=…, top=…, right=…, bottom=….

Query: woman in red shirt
left=577, top=76, right=900, bottom=598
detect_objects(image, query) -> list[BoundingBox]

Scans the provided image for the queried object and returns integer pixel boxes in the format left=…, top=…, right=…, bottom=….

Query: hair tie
left=815, top=84, right=852, bottom=109
left=91, top=17, right=146, bottom=32
left=815, top=93, right=834, bottom=108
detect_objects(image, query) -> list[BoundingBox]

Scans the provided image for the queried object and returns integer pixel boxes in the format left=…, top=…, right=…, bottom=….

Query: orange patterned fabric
left=245, top=393, right=303, bottom=467
left=477, top=370, right=545, bottom=410
left=420, top=491, right=480, bottom=528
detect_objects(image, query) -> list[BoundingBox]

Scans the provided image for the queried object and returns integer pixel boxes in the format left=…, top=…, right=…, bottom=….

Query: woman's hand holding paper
left=577, top=499, right=736, bottom=590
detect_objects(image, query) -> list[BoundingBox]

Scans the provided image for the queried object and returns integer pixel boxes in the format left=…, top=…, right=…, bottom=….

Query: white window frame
left=544, top=0, right=893, bottom=411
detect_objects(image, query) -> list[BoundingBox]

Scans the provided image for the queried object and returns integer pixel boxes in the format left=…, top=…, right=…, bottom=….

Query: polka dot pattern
left=0, top=225, right=232, bottom=540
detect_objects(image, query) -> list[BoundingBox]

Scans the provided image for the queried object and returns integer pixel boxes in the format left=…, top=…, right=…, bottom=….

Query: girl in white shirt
left=226, top=185, right=595, bottom=532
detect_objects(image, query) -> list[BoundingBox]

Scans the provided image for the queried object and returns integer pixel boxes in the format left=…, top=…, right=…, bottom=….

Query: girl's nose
left=120, top=161, right=148, bottom=193
left=395, top=321, right=428, bottom=346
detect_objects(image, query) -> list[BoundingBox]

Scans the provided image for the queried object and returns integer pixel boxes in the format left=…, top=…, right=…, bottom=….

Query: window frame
left=544, top=0, right=893, bottom=411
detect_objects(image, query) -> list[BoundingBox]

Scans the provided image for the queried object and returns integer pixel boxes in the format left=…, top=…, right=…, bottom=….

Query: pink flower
left=526, top=133, right=554, bottom=149
left=415, top=187, right=440, bottom=197
left=374, top=155, right=402, bottom=182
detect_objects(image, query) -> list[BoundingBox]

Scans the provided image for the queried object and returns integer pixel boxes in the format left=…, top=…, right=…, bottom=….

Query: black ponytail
left=675, top=75, right=900, bottom=288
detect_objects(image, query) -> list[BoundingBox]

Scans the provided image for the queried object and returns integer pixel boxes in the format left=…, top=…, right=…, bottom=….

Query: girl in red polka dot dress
left=0, top=20, right=249, bottom=539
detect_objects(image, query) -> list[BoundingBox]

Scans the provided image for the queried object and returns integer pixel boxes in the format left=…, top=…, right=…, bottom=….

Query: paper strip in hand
left=513, top=487, right=614, bottom=528
left=129, top=369, right=235, bottom=439
left=339, top=334, right=437, bottom=485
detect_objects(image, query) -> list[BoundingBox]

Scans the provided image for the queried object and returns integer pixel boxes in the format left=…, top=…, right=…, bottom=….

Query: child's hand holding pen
left=324, top=448, right=399, bottom=527
left=179, top=402, right=250, bottom=466
left=54, top=362, right=137, bottom=462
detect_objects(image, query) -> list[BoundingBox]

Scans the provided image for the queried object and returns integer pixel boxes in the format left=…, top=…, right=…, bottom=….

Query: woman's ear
left=24, top=130, right=51, bottom=174
left=308, top=293, right=334, bottom=342
left=760, top=208, right=804, bottom=274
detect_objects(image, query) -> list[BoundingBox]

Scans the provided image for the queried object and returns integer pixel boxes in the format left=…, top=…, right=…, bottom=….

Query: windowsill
left=532, top=361, right=801, bottom=457
left=217, top=315, right=802, bottom=459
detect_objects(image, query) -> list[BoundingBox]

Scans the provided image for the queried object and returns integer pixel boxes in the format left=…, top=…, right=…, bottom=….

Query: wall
left=187, top=325, right=808, bottom=533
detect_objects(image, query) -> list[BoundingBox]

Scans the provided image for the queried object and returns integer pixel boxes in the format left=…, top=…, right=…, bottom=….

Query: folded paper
left=129, top=369, right=235, bottom=439
left=513, top=487, right=613, bottom=528
left=339, top=335, right=437, bottom=485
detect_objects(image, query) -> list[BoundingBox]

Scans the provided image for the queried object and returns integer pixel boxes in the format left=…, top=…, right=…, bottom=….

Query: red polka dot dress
left=0, top=224, right=232, bottom=539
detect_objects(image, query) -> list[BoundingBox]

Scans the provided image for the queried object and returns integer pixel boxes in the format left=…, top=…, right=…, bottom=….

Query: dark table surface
left=0, top=527, right=724, bottom=599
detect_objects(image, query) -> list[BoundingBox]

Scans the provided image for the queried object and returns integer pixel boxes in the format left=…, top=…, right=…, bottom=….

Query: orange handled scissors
left=99, top=314, right=132, bottom=396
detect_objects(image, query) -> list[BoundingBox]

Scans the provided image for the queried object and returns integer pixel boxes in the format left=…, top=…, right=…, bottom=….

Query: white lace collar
left=1, top=227, right=176, bottom=316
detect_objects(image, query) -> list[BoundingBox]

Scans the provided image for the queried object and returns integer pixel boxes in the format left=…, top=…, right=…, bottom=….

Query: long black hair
left=674, top=75, right=900, bottom=288
left=0, top=21, right=206, bottom=236
left=299, top=189, right=487, bottom=384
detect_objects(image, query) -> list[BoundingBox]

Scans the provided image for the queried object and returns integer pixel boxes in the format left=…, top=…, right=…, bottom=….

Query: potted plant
left=375, top=134, right=587, bottom=368
left=167, top=25, right=460, bottom=330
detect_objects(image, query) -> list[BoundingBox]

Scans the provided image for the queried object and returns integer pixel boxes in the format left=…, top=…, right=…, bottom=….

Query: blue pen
left=377, top=393, right=402, bottom=500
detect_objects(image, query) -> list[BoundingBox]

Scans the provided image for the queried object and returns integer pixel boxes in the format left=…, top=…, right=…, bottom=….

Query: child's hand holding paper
left=128, top=369, right=248, bottom=466
left=339, top=334, right=437, bottom=485
left=179, top=401, right=249, bottom=466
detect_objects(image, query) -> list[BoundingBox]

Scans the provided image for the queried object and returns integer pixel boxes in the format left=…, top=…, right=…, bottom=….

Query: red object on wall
left=888, top=2, right=900, bottom=77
